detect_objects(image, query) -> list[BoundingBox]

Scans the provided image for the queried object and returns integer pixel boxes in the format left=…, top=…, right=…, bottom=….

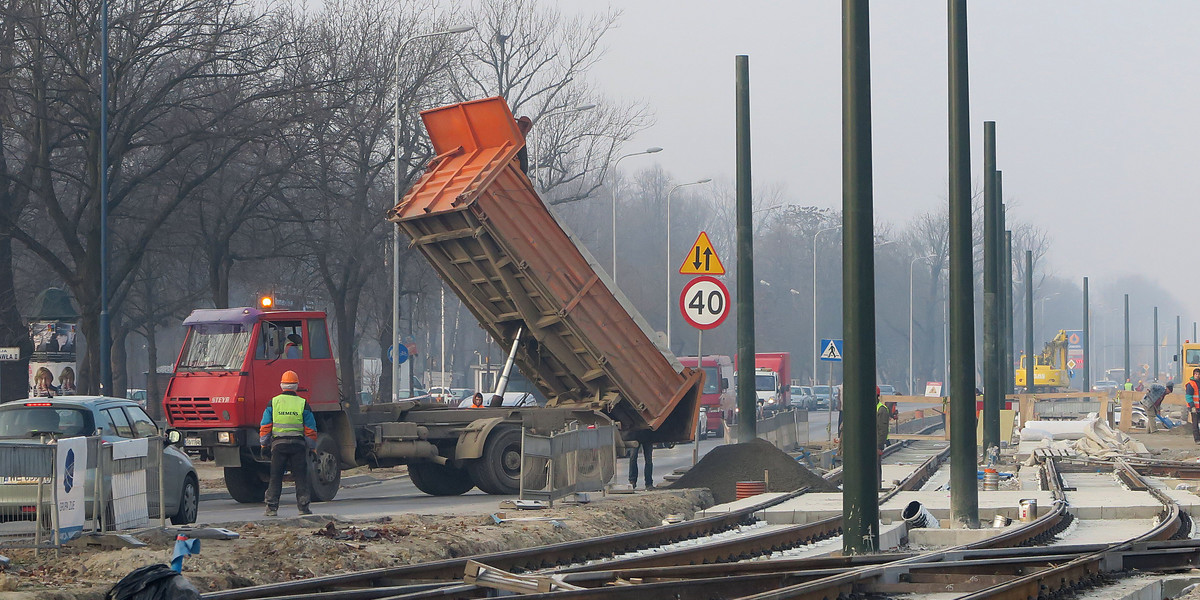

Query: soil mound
left=668, top=438, right=838, bottom=503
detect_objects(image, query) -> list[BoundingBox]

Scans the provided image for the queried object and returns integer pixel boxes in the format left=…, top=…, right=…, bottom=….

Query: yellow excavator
left=1015, top=329, right=1070, bottom=392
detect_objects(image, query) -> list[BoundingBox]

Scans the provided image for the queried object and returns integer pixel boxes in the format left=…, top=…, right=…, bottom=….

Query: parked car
left=811, top=385, right=833, bottom=410
left=428, top=387, right=462, bottom=404
left=877, top=384, right=900, bottom=396
left=789, top=385, right=816, bottom=409
left=0, top=396, right=199, bottom=525
left=126, top=389, right=147, bottom=408
left=1092, top=380, right=1120, bottom=392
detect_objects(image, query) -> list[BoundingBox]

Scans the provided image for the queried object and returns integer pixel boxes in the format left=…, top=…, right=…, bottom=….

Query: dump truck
left=163, top=96, right=703, bottom=501
left=1015, top=329, right=1070, bottom=392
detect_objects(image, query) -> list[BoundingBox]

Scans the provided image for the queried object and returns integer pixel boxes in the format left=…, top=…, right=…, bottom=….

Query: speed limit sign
left=679, top=276, right=730, bottom=330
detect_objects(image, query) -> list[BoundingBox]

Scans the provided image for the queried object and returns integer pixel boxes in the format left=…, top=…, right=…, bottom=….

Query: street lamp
left=812, top=226, right=841, bottom=383
left=611, top=147, right=663, bottom=282
left=665, top=178, right=712, bottom=348
left=909, top=255, right=937, bottom=395
left=392, top=25, right=473, bottom=401
left=530, top=104, right=597, bottom=190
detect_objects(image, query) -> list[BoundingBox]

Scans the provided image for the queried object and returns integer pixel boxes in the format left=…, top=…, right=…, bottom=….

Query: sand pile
left=668, top=438, right=838, bottom=503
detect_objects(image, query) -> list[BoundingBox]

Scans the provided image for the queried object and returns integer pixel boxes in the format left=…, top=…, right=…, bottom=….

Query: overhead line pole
left=1025, top=251, right=1035, bottom=400
left=1083, top=277, right=1090, bottom=393
left=841, top=0, right=880, bottom=552
left=948, top=0, right=979, bottom=529
left=734, top=55, right=757, bottom=443
left=1124, top=294, right=1131, bottom=386
left=982, top=122, right=999, bottom=451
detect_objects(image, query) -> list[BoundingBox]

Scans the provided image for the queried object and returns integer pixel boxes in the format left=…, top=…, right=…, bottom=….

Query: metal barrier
left=521, top=424, right=616, bottom=506
left=0, top=436, right=167, bottom=551
left=756, top=410, right=807, bottom=451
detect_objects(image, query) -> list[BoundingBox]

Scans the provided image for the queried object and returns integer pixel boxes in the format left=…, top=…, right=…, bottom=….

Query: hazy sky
left=559, top=1, right=1199, bottom=313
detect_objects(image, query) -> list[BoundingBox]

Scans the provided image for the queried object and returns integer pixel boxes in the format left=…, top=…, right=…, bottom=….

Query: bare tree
left=450, top=0, right=652, bottom=205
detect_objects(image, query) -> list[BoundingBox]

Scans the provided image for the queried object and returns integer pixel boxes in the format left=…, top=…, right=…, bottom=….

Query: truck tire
left=468, top=426, right=522, bottom=495
left=224, top=464, right=268, bottom=504
left=308, top=433, right=341, bottom=502
left=408, top=462, right=474, bottom=496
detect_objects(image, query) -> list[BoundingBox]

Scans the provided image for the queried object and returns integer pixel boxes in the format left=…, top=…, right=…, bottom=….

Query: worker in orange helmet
left=259, top=370, right=318, bottom=516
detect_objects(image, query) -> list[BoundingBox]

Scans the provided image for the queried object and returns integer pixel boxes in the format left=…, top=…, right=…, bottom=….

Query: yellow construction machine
left=1015, top=329, right=1070, bottom=392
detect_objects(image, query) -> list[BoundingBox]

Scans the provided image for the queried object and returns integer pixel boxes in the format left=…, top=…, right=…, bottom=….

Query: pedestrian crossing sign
left=819, top=338, right=843, bottom=362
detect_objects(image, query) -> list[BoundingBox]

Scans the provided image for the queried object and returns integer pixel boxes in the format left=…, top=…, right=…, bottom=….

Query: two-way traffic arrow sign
left=679, top=231, right=725, bottom=275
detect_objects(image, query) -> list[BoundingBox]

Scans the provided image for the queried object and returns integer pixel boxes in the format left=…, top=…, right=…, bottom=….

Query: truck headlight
left=217, top=432, right=232, bottom=444
left=768, top=397, right=776, bottom=404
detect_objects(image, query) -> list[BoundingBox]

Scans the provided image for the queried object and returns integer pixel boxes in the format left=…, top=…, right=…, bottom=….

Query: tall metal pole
left=1124, top=294, right=1131, bottom=387
left=1025, top=251, right=1034, bottom=396
left=1005, top=231, right=1014, bottom=396
left=1177, top=315, right=1182, bottom=382
left=99, top=0, right=112, bottom=394
left=997, top=172, right=1009, bottom=400
left=1082, top=277, right=1090, bottom=393
left=392, top=73, right=402, bottom=400
left=1153, top=306, right=1159, bottom=382
left=734, top=55, right=757, bottom=443
left=910, top=255, right=934, bottom=395
left=948, top=0, right=979, bottom=529
left=981, top=122, right=999, bottom=451
left=842, top=0, right=880, bottom=552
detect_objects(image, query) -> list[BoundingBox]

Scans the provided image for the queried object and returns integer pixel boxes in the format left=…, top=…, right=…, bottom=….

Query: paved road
left=197, top=437, right=729, bottom=523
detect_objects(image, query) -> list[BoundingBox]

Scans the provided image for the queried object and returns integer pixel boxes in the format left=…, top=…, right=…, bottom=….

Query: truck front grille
left=166, top=398, right=219, bottom=423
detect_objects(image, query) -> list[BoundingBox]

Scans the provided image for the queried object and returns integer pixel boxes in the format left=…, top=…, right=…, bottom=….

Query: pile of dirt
left=668, top=438, right=838, bottom=503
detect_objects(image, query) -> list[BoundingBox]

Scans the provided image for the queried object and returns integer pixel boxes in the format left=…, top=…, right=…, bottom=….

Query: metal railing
left=0, top=436, right=167, bottom=551
left=521, top=424, right=616, bottom=506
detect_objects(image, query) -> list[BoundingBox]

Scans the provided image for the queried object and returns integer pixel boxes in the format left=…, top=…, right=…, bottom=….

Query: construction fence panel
left=97, top=437, right=167, bottom=532
left=521, top=424, right=616, bottom=505
left=0, top=442, right=55, bottom=549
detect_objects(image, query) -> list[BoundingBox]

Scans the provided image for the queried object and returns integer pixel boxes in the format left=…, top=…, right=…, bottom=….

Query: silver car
left=0, top=396, right=199, bottom=525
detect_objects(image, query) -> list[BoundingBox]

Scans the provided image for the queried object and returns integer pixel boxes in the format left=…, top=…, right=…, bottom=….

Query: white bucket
left=1018, top=498, right=1038, bottom=522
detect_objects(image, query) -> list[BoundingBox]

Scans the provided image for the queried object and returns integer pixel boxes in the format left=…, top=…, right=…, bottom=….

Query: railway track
left=208, top=432, right=1196, bottom=600
left=202, top=436, right=944, bottom=600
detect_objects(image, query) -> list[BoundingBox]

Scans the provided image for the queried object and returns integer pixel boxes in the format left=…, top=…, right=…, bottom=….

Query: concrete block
left=697, top=492, right=788, bottom=517
left=759, top=492, right=842, bottom=525
left=1163, top=489, right=1200, bottom=516
left=878, top=520, right=907, bottom=551
left=1017, top=464, right=1043, bottom=491
left=908, top=526, right=1003, bottom=548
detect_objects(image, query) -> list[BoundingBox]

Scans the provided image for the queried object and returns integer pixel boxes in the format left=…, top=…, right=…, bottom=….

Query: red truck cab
left=678, top=355, right=734, bottom=438
left=163, top=307, right=340, bottom=465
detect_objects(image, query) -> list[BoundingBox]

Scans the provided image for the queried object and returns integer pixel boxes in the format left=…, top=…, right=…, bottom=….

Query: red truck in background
left=678, top=355, right=734, bottom=439
left=735, top=352, right=792, bottom=417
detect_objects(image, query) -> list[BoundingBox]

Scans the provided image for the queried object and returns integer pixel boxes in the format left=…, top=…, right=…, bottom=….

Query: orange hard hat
left=281, top=371, right=299, bottom=385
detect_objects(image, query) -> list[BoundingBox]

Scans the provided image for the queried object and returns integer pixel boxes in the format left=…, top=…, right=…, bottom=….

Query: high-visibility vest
left=1187, top=380, right=1200, bottom=408
left=271, top=394, right=306, bottom=437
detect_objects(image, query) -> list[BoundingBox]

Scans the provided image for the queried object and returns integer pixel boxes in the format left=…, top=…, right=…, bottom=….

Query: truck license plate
left=185, top=437, right=202, bottom=447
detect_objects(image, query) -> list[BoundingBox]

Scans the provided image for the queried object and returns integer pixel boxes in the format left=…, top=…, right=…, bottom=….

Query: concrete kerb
left=199, top=474, right=388, bottom=502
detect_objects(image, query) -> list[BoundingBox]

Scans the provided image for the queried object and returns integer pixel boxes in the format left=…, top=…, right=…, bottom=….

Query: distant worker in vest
left=1186, top=369, right=1200, bottom=443
left=1124, top=379, right=1133, bottom=391
left=259, top=370, right=318, bottom=516
left=1142, top=381, right=1173, bottom=433
left=876, top=386, right=893, bottom=485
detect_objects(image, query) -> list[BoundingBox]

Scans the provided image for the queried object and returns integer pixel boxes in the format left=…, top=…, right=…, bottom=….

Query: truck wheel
left=468, top=426, right=522, bottom=495
left=224, top=464, right=268, bottom=504
left=408, top=462, right=474, bottom=496
left=308, top=434, right=341, bottom=502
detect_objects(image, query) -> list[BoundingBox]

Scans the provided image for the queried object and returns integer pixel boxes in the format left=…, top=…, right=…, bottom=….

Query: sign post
left=679, top=237, right=729, bottom=464
left=820, top=339, right=843, bottom=442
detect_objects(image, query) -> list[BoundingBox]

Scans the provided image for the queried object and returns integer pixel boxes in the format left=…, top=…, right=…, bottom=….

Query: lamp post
left=665, top=178, right=712, bottom=349
left=610, top=147, right=663, bottom=281
left=531, top=104, right=596, bottom=190
left=392, top=26, right=473, bottom=401
left=909, top=255, right=937, bottom=395
left=812, top=226, right=841, bottom=383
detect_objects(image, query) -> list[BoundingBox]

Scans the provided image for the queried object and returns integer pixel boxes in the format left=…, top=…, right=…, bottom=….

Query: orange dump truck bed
left=389, top=97, right=702, bottom=442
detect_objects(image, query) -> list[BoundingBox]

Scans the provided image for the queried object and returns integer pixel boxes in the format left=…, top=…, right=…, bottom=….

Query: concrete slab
left=1066, top=489, right=1161, bottom=519
left=1017, top=464, right=1043, bottom=491
left=908, top=526, right=1003, bottom=548
left=1051, top=518, right=1159, bottom=546
left=1162, top=488, right=1200, bottom=515
left=696, top=492, right=789, bottom=517
left=759, top=492, right=843, bottom=525
left=880, top=490, right=1057, bottom=523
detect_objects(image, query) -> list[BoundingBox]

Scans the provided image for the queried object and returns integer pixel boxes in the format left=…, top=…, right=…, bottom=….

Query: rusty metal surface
left=390, top=97, right=701, bottom=442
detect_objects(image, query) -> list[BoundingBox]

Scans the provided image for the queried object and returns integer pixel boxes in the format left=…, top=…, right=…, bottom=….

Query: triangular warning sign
left=820, top=341, right=842, bottom=360
left=679, top=231, right=726, bottom=275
